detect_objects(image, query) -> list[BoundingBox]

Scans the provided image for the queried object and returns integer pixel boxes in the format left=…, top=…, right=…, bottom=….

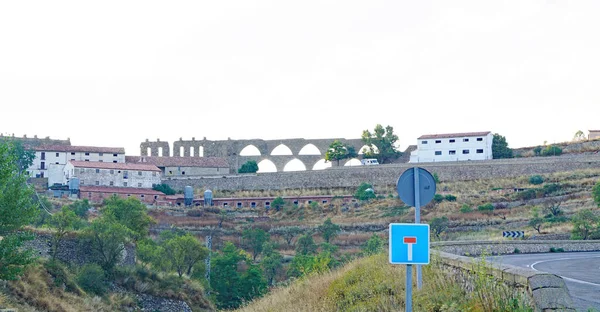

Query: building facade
left=79, top=186, right=166, bottom=204
left=125, top=156, right=230, bottom=177
left=589, top=130, right=600, bottom=141
left=64, top=161, right=161, bottom=188
left=28, top=145, right=125, bottom=185
left=409, top=131, right=493, bottom=163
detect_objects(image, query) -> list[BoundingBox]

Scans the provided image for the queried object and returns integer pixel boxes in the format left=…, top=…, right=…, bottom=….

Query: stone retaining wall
left=432, top=240, right=600, bottom=256
left=436, top=251, right=575, bottom=311
left=165, top=154, right=600, bottom=191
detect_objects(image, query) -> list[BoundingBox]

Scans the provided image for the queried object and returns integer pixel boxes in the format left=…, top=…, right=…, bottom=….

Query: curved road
left=489, top=252, right=600, bottom=311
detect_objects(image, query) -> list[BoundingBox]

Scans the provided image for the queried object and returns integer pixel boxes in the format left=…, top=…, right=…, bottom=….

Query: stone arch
left=271, top=144, right=293, bottom=156
left=158, top=147, right=164, bottom=157
left=283, top=159, right=307, bottom=171
left=344, top=158, right=361, bottom=166
left=198, top=146, right=204, bottom=157
left=257, top=159, right=277, bottom=173
left=298, top=144, right=321, bottom=155
left=179, top=146, right=184, bottom=157
left=358, top=145, right=377, bottom=154
left=312, top=159, right=331, bottom=170
left=190, top=146, right=194, bottom=157
left=240, top=145, right=261, bottom=156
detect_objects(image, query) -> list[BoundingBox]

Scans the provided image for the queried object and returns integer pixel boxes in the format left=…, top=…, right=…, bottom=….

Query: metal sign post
left=412, top=167, right=422, bottom=289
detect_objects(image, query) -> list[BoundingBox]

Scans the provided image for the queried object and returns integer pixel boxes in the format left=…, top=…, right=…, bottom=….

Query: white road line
left=530, top=256, right=600, bottom=287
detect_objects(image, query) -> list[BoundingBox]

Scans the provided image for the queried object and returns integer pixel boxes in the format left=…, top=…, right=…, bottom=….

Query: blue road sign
left=389, top=223, right=430, bottom=265
left=397, top=167, right=436, bottom=207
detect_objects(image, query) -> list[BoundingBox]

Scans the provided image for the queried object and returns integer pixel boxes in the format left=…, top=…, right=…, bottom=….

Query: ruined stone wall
left=165, top=154, right=600, bottom=191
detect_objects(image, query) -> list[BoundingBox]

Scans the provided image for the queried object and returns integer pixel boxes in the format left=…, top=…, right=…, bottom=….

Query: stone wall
left=432, top=240, right=600, bottom=256
left=436, top=251, right=575, bottom=311
left=165, top=154, right=600, bottom=191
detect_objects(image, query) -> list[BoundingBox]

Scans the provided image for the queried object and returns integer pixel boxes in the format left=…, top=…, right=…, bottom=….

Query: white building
left=29, top=145, right=126, bottom=186
left=409, top=131, right=493, bottom=163
left=63, top=161, right=161, bottom=189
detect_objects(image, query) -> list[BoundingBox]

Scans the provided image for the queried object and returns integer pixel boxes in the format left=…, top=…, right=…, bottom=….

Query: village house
left=64, top=161, right=161, bottom=189
left=409, top=131, right=494, bottom=163
left=79, top=185, right=166, bottom=204
left=125, top=155, right=230, bottom=177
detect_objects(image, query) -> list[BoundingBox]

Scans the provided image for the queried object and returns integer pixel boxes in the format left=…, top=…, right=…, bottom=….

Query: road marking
left=530, top=256, right=600, bottom=287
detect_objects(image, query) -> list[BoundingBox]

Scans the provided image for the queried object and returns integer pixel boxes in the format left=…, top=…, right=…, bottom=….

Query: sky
left=1, top=1, right=599, bottom=156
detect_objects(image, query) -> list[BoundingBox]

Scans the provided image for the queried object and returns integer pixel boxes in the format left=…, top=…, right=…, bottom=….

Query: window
left=449, top=139, right=455, bottom=143
left=169, top=171, right=172, bottom=174
left=41, top=152, right=45, bottom=160
left=137, top=183, right=142, bottom=187
left=99, top=152, right=104, bottom=156
left=476, top=149, right=484, bottom=154
left=95, top=181, right=100, bottom=185
left=40, top=162, right=45, bottom=169
left=110, top=170, right=114, bottom=174
left=81, top=180, right=85, bottom=185
left=435, top=140, right=441, bottom=144
left=71, top=159, right=75, bottom=161
left=237, top=202, right=242, bottom=208
left=154, top=195, right=158, bottom=200
left=182, top=171, right=185, bottom=175
left=127, top=194, right=131, bottom=197
left=422, top=140, right=428, bottom=144
left=123, top=182, right=127, bottom=187
left=96, top=169, right=100, bottom=173
left=477, top=138, right=483, bottom=141
left=265, top=201, right=270, bottom=208
left=449, top=150, right=456, bottom=155
left=55, top=152, right=59, bottom=157
left=123, top=171, right=128, bottom=177
left=140, top=194, right=145, bottom=198
left=251, top=202, right=256, bottom=208
left=85, top=152, right=90, bottom=156
left=113, top=154, right=118, bottom=157
left=113, top=161, right=117, bottom=163
left=293, top=200, right=299, bottom=205
left=462, top=149, right=470, bottom=154
left=80, top=168, right=85, bottom=174
left=85, top=159, right=89, bottom=162
left=463, top=138, right=469, bottom=142
left=308, top=200, right=313, bottom=204
left=322, top=200, right=328, bottom=204
left=99, top=160, right=103, bottom=162
left=55, top=162, right=59, bottom=164
left=88, top=192, right=92, bottom=198
left=223, top=203, right=229, bottom=207
left=109, top=181, right=114, bottom=186
left=138, top=171, right=142, bottom=176
left=71, top=152, right=75, bottom=155
left=434, top=151, right=442, bottom=156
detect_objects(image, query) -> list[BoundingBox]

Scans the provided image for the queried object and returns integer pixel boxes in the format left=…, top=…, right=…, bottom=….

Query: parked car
left=360, top=158, right=379, bottom=166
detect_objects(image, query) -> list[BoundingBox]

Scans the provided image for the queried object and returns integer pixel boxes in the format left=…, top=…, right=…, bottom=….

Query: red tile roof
left=80, top=186, right=165, bottom=195
left=125, top=156, right=229, bottom=168
left=418, top=131, right=491, bottom=140
left=69, top=161, right=161, bottom=172
left=35, top=145, right=125, bottom=154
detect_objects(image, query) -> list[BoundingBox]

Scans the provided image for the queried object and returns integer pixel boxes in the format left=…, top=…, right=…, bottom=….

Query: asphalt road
left=489, top=252, right=600, bottom=311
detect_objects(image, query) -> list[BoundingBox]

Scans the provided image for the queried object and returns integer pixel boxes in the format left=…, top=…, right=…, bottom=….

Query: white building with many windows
left=28, top=145, right=126, bottom=186
left=409, top=131, right=493, bottom=163
left=63, top=161, right=161, bottom=189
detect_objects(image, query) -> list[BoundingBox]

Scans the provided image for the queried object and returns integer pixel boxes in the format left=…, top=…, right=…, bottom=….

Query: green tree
left=86, top=217, right=132, bottom=272
left=271, top=197, right=286, bottom=212
left=593, top=180, right=600, bottom=207
left=318, top=218, right=341, bottom=243
left=242, top=228, right=270, bottom=261
left=67, top=199, right=91, bottom=220
left=102, top=195, right=154, bottom=241
left=354, top=182, right=376, bottom=201
left=541, top=145, right=562, bottom=156
left=238, top=160, right=259, bottom=173
left=571, top=209, right=599, bottom=240
left=361, top=124, right=401, bottom=164
left=163, top=234, right=209, bottom=277
left=529, top=208, right=543, bottom=234
left=361, top=234, right=384, bottom=256
left=239, top=265, right=268, bottom=302
left=573, top=130, right=586, bottom=141
left=492, top=133, right=513, bottom=159
left=137, top=238, right=161, bottom=269
left=152, top=183, right=176, bottom=195
left=325, top=140, right=358, bottom=166
left=49, top=206, right=79, bottom=259
left=429, top=216, right=449, bottom=239
left=295, top=234, right=317, bottom=255
left=0, top=141, right=39, bottom=280
left=210, top=242, right=246, bottom=309
left=261, top=242, right=283, bottom=286
left=273, top=226, right=302, bottom=246
left=0, top=139, right=35, bottom=174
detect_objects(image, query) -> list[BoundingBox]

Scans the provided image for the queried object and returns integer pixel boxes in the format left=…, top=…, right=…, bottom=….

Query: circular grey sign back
left=397, top=167, right=436, bottom=207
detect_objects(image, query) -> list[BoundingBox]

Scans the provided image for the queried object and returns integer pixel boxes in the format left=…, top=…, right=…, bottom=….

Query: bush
left=238, top=160, right=259, bottom=173
left=549, top=247, right=564, bottom=253
left=528, top=175, right=544, bottom=185
left=152, top=183, right=176, bottom=195
left=542, top=183, right=561, bottom=196
left=444, top=194, right=457, bottom=202
left=513, top=248, right=521, bottom=254
left=477, top=203, right=494, bottom=212
left=77, top=264, right=108, bottom=295
left=515, top=189, right=538, bottom=200
left=533, top=146, right=542, bottom=156
left=354, top=183, right=376, bottom=201
left=460, top=204, right=473, bottom=213
left=44, top=260, right=81, bottom=293
left=541, top=145, right=562, bottom=156
left=433, top=194, right=444, bottom=203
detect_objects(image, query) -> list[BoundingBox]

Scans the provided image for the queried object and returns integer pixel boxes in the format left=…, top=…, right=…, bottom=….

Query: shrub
left=549, top=247, right=564, bottom=253
left=152, top=183, right=176, bottom=195
left=44, top=260, right=81, bottom=293
left=433, top=194, right=444, bottom=203
left=528, top=175, right=544, bottom=185
left=444, top=194, right=457, bottom=202
left=477, top=203, right=494, bottom=212
left=542, top=183, right=561, bottom=196
left=238, top=160, right=259, bottom=173
left=515, top=189, right=538, bottom=200
left=541, top=145, right=562, bottom=156
left=77, top=264, right=107, bottom=295
left=354, top=182, right=376, bottom=201
left=513, top=248, right=521, bottom=254
left=533, top=146, right=542, bottom=156
left=460, top=204, right=473, bottom=213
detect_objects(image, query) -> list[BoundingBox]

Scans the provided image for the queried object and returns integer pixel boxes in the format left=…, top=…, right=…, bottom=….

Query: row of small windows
left=80, top=180, right=143, bottom=187
left=41, top=152, right=119, bottom=158
left=434, top=149, right=484, bottom=155
left=422, top=137, right=484, bottom=144
left=79, top=168, right=156, bottom=176
left=87, top=192, right=159, bottom=200
left=220, top=199, right=333, bottom=208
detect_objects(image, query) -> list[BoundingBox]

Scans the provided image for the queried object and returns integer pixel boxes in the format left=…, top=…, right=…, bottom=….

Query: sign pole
left=406, top=264, right=412, bottom=312
left=413, top=167, right=422, bottom=290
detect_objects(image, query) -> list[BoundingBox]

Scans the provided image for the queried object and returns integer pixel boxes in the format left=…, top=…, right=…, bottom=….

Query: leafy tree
left=318, top=218, right=341, bottom=243
left=239, top=265, right=268, bottom=301
left=271, top=197, right=286, bottom=212
left=541, top=145, right=562, bottom=157
left=573, top=130, right=586, bottom=141
left=361, top=234, right=384, bottom=256
left=529, top=175, right=544, bottom=185
left=67, top=199, right=91, bottom=220
left=361, top=124, right=401, bottom=164
left=543, top=199, right=563, bottom=218
left=210, top=242, right=246, bottom=309
left=429, top=216, right=449, bottom=239
left=0, top=141, right=39, bottom=280
left=287, top=252, right=332, bottom=278
left=354, top=182, right=376, bottom=201
left=217, top=209, right=230, bottom=228
left=533, top=146, right=542, bottom=156
left=102, top=195, right=154, bottom=241
left=49, top=206, right=79, bottom=259
left=86, top=217, right=132, bottom=272
left=0, top=139, right=35, bottom=174
left=273, top=226, right=302, bottom=246
left=152, top=183, right=176, bottom=195
left=593, top=180, right=600, bottom=207
left=325, top=140, right=358, bottom=166
left=571, top=209, right=599, bottom=240
left=529, top=208, right=543, bottom=234
left=238, top=160, right=259, bottom=174
left=261, top=242, right=283, bottom=286
left=137, top=238, right=161, bottom=269
left=163, top=234, right=208, bottom=277
left=296, top=234, right=317, bottom=255
left=242, top=228, right=270, bottom=261
left=492, top=133, right=513, bottom=159
left=77, top=264, right=108, bottom=295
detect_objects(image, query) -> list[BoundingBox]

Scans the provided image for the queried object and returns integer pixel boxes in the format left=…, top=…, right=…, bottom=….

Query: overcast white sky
left=1, top=1, right=599, bottom=156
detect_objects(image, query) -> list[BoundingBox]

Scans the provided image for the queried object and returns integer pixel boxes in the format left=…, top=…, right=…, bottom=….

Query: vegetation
left=571, top=209, right=600, bottom=240
left=528, top=175, right=544, bottom=185
left=318, top=218, right=341, bottom=243
left=242, top=228, right=270, bottom=261
left=354, top=182, right=376, bottom=200
left=238, top=160, right=259, bottom=173
left=361, top=234, right=384, bottom=256
left=152, top=183, right=177, bottom=195
left=325, top=139, right=357, bottom=166
left=361, top=124, right=401, bottom=164
left=271, top=196, right=285, bottom=212
left=429, top=216, right=449, bottom=239
left=49, top=206, right=79, bottom=259
left=593, top=180, right=600, bottom=207
left=541, top=145, right=563, bottom=157
left=492, top=133, right=513, bottom=159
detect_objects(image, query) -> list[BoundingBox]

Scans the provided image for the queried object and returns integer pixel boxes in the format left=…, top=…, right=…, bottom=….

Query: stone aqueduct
left=140, top=138, right=366, bottom=172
